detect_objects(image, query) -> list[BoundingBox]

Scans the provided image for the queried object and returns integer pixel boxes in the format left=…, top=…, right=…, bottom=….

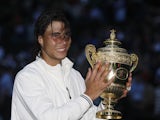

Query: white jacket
left=11, top=57, right=103, bottom=120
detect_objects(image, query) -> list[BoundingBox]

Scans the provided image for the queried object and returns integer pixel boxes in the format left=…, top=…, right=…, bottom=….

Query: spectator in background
left=0, top=65, right=13, bottom=120
left=153, top=68, right=160, bottom=120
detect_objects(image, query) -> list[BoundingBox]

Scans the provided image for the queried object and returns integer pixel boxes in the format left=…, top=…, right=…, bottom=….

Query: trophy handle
left=130, top=54, right=138, bottom=72
left=85, top=44, right=97, bottom=68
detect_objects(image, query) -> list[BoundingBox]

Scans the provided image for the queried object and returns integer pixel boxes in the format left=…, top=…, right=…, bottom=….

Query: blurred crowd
left=0, top=0, right=160, bottom=120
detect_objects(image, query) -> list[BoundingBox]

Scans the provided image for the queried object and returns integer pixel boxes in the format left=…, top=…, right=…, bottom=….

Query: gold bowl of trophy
left=85, top=29, right=138, bottom=119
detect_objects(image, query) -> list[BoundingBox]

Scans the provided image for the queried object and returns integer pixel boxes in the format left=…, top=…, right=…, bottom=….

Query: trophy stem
left=96, top=97, right=122, bottom=120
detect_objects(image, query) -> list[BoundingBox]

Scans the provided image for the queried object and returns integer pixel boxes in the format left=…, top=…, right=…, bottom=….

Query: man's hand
left=84, top=61, right=133, bottom=101
left=120, top=73, right=132, bottom=99
left=84, top=62, right=114, bottom=101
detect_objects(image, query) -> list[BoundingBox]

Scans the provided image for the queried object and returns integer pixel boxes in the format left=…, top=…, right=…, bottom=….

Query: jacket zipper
left=66, top=87, right=71, bottom=99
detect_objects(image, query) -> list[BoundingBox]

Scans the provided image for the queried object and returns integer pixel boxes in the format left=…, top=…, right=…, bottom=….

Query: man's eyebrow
left=51, top=32, right=61, bottom=34
left=51, top=30, right=70, bottom=34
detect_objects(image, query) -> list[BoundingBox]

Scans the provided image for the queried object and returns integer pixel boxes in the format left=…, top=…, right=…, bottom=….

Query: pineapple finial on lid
left=110, top=29, right=116, bottom=40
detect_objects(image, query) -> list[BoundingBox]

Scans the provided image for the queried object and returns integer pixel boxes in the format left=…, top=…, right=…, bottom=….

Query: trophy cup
left=85, top=29, right=138, bottom=119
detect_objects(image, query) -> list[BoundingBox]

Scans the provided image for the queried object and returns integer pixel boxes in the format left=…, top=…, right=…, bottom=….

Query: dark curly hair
left=33, top=8, right=71, bottom=58
left=34, top=8, right=70, bottom=40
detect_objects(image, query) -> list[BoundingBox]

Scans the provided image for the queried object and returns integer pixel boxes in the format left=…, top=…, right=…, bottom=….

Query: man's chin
left=57, top=55, right=67, bottom=60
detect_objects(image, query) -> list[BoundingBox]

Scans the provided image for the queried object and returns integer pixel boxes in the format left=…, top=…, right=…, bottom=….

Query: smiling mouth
left=56, top=48, right=66, bottom=52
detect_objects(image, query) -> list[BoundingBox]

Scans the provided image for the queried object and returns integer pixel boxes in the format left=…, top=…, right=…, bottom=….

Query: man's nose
left=56, top=35, right=68, bottom=43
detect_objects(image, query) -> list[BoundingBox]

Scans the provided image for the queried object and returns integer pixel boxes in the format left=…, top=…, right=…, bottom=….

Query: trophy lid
left=98, top=29, right=127, bottom=53
left=85, top=29, right=138, bottom=69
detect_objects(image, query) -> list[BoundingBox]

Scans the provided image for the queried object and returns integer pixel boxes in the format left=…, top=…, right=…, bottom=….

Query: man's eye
left=51, top=33, right=61, bottom=37
left=65, top=32, right=71, bottom=37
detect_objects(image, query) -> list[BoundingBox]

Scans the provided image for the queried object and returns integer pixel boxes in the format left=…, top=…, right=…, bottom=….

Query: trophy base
left=96, top=109, right=122, bottom=120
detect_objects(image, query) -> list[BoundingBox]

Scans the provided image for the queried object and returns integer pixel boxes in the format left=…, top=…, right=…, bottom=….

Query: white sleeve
left=12, top=72, right=99, bottom=120
left=80, top=100, right=106, bottom=120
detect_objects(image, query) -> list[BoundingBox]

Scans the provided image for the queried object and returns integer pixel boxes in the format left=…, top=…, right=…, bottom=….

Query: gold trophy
left=85, top=29, right=138, bottom=119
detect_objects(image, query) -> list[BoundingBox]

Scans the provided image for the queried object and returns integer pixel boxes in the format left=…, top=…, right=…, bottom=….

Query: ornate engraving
left=85, top=29, right=138, bottom=120
left=115, top=67, right=128, bottom=80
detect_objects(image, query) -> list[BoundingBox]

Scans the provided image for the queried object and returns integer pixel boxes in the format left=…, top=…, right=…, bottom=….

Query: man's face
left=38, top=21, right=71, bottom=66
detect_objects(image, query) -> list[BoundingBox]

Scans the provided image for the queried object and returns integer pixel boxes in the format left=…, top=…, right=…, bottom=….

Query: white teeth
left=57, top=48, right=65, bottom=52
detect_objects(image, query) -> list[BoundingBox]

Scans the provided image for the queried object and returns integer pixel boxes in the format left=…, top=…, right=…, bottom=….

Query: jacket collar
left=36, top=56, right=74, bottom=76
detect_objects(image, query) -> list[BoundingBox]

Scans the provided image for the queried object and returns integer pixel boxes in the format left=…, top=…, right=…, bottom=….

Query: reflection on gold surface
left=85, top=29, right=138, bottom=119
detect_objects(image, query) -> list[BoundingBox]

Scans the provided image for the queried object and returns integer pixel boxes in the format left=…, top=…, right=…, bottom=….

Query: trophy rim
left=96, top=109, right=122, bottom=119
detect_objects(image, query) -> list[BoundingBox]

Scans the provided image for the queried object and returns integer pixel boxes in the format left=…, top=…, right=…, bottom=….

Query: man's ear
left=38, top=36, right=43, bottom=46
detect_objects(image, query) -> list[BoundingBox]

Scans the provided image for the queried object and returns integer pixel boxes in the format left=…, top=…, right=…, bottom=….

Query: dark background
left=0, top=0, right=160, bottom=120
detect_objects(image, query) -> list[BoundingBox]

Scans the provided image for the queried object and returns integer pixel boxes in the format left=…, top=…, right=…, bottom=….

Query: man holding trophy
left=11, top=8, right=137, bottom=120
